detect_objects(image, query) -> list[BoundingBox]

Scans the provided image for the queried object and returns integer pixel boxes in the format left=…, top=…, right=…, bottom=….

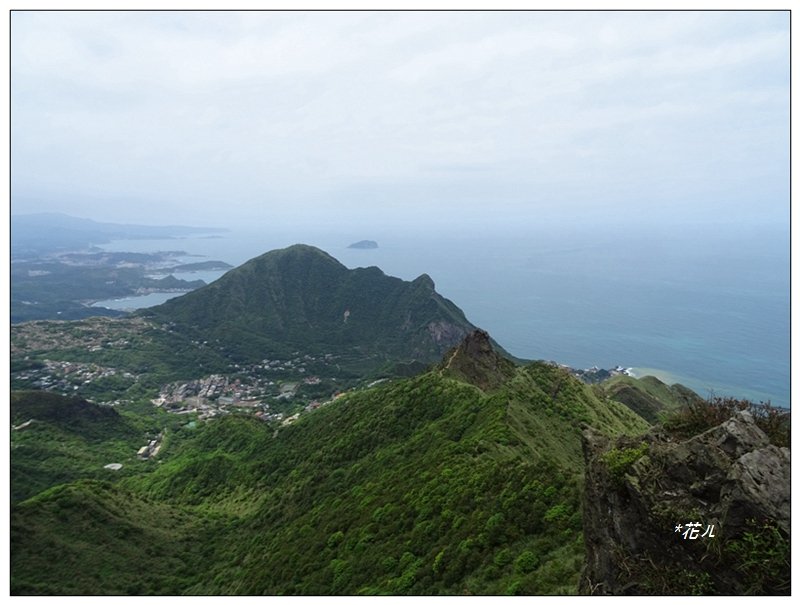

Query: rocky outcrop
left=581, top=410, right=790, bottom=595
left=438, top=329, right=516, bottom=391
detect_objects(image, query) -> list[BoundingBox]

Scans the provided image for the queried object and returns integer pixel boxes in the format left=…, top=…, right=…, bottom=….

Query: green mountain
left=592, top=374, right=703, bottom=424
left=11, top=334, right=651, bottom=595
left=140, top=244, right=492, bottom=374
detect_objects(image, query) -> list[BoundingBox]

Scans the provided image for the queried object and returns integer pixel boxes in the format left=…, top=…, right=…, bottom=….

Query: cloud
left=10, top=11, right=789, bottom=227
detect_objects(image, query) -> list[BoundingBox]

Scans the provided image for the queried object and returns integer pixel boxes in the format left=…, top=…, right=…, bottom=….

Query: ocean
left=97, top=221, right=790, bottom=408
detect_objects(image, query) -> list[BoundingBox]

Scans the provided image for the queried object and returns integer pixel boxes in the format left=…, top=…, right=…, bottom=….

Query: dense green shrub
left=725, top=520, right=790, bottom=595
left=601, top=442, right=649, bottom=482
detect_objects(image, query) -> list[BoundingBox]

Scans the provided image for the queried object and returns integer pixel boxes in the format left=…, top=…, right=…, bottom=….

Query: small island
left=348, top=240, right=378, bottom=249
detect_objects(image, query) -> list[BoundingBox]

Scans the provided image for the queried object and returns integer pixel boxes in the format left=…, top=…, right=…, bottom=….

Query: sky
left=10, top=10, right=790, bottom=231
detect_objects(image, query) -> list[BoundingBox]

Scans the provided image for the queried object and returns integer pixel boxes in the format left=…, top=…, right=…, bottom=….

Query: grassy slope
left=592, top=374, right=702, bottom=424
left=11, top=363, right=650, bottom=596
left=10, top=391, right=186, bottom=504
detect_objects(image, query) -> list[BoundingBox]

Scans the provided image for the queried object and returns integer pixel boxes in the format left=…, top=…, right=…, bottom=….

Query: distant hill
left=348, top=240, right=378, bottom=249
left=592, top=375, right=703, bottom=424
left=141, top=244, right=497, bottom=374
left=11, top=213, right=226, bottom=257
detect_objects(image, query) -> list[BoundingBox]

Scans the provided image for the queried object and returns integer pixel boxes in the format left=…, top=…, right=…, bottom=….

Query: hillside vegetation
left=14, top=244, right=771, bottom=596
left=10, top=391, right=185, bottom=504
left=140, top=244, right=487, bottom=372
left=11, top=352, right=650, bottom=595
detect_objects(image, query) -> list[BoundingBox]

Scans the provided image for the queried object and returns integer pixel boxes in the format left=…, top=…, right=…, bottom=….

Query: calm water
left=92, top=291, right=185, bottom=311
left=99, top=223, right=790, bottom=407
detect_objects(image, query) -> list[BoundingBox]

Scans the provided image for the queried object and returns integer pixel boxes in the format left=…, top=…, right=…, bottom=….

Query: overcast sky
left=10, top=10, right=789, bottom=230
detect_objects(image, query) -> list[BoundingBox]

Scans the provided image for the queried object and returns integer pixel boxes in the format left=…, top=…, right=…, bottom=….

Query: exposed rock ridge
left=581, top=410, right=790, bottom=595
left=438, top=329, right=516, bottom=391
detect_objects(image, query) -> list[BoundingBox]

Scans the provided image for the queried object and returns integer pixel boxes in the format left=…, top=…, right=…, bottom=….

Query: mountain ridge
left=140, top=244, right=503, bottom=374
left=11, top=332, right=651, bottom=595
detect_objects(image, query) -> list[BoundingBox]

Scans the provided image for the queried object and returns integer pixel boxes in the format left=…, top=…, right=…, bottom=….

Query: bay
left=91, top=291, right=186, bottom=311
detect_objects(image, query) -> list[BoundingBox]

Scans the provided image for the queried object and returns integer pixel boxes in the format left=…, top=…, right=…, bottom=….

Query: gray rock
left=581, top=410, right=790, bottom=595
left=721, top=445, right=790, bottom=534
left=710, top=410, right=770, bottom=458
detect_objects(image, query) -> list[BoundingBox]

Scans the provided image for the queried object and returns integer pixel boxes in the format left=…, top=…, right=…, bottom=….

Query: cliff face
left=581, top=410, right=790, bottom=595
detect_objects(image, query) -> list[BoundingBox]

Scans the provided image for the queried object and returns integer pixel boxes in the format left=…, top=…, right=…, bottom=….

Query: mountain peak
left=260, top=243, right=342, bottom=263
left=143, top=245, right=480, bottom=372
left=439, top=329, right=516, bottom=391
left=235, top=243, right=348, bottom=279
left=412, top=273, right=435, bottom=291
left=280, top=243, right=330, bottom=254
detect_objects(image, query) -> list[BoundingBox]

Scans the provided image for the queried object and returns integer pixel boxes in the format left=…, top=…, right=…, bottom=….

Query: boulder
left=581, top=410, right=790, bottom=595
